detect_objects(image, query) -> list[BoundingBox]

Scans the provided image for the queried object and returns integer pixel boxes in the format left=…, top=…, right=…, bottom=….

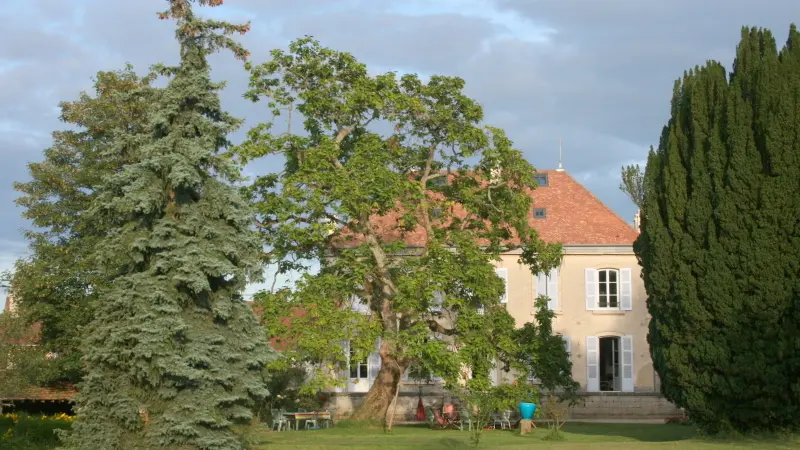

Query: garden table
left=282, top=411, right=331, bottom=430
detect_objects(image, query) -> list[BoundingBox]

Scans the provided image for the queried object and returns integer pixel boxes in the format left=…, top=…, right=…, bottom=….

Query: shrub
left=665, top=415, right=691, bottom=426
left=0, top=413, right=73, bottom=449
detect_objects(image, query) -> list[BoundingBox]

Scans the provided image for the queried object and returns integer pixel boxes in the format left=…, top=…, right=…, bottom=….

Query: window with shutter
left=495, top=268, right=508, bottom=304
left=536, top=268, right=559, bottom=310
left=587, top=268, right=631, bottom=310
left=348, top=345, right=368, bottom=379
left=432, top=291, right=444, bottom=312
left=597, top=269, right=619, bottom=308
left=349, top=349, right=369, bottom=380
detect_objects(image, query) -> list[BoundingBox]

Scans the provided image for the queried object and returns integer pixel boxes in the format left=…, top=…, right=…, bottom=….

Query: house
left=335, top=169, right=653, bottom=393
left=488, top=169, right=653, bottom=393
left=1, top=295, right=77, bottom=412
left=328, top=169, right=680, bottom=418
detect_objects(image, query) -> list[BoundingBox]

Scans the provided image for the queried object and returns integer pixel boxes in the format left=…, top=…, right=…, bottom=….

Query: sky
left=0, top=0, right=797, bottom=307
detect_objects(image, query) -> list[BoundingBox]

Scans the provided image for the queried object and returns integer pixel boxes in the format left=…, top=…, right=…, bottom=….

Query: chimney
left=633, top=209, right=641, bottom=233
left=3, top=295, right=16, bottom=313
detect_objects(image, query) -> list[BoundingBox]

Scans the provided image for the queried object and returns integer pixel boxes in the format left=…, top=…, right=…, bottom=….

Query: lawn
left=255, top=423, right=800, bottom=450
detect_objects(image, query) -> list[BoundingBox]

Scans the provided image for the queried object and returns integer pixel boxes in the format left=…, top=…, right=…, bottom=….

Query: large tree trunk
left=351, top=343, right=406, bottom=421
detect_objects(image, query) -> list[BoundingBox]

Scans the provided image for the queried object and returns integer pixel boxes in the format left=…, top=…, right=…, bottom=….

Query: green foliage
left=11, top=67, right=158, bottom=384
left=240, top=36, right=565, bottom=419
left=63, top=2, right=272, bottom=449
left=619, top=162, right=645, bottom=209
left=0, top=313, right=51, bottom=403
left=540, top=396, right=569, bottom=441
left=1, top=414, right=73, bottom=450
left=459, top=381, right=536, bottom=447
left=511, top=298, right=579, bottom=403
left=638, top=24, right=800, bottom=434
left=262, top=362, right=328, bottom=413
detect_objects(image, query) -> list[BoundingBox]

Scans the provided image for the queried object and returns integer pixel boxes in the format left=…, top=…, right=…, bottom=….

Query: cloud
left=1, top=0, right=796, bottom=289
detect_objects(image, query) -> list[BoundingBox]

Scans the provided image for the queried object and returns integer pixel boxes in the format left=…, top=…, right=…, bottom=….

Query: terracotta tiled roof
left=526, top=170, right=639, bottom=245
left=251, top=302, right=306, bottom=352
left=337, top=170, right=638, bottom=247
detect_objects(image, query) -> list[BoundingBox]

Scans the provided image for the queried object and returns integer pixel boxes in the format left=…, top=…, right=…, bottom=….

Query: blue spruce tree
left=65, top=1, right=272, bottom=448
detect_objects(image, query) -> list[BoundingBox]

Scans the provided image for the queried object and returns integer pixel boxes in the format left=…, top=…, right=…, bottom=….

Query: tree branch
left=417, top=143, right=440, bottom=247
left=424, top=319, right=456, bottom=336
left=334, top=125, right=353, bottom=145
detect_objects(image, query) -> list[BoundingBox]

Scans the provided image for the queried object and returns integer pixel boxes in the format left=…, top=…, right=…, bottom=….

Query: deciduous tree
left=240, top=38, right=566, bottom=421
left=12, top=66, right=157, bottom=385
left=619, top=162, right=645, bottom=210
left=0, top=306, right=49, bottom=414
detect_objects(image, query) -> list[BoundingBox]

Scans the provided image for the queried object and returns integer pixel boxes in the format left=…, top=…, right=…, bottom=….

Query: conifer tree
left=638, top=25, right=800, bottom=433
left=64, top=1, right=272, bottom=448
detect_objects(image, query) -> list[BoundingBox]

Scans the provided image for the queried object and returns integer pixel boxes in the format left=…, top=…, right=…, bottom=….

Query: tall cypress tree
left=64, top=1, right=272, bottom=448
left=639, top=25, right=800, bottom=433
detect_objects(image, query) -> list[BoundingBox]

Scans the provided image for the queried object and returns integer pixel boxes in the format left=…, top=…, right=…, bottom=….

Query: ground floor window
left=349, top=349, right=368, bottom=379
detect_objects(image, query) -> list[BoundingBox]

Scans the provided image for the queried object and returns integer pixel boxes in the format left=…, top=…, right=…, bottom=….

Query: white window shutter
left=536, top=272, right=547, bottom=301
left=561, top=335, right=571, bottom=355
left=432, top=291, right=444, bottom=311
left=621, top=335, right=634, bottom=392
left=620, top=268, right=633, bottom=311
left=585, top=268, right=597, bottom=310
left=368, top=348, right=381, bottom=386
left=337, top=341, right=350, bottom=392
left=548, top=268, right=559, bottom=310
left=586, top=336, right=599, bottom=392
left=527, top=356, right=538, bottom=381
left=495, top=268, right=509, bottom=304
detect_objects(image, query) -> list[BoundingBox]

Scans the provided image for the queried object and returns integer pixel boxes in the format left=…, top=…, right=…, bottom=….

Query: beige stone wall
left=496, top=245, right=656, bottom=392
left=569, top=393, right=681, bottom=419
left=329, top=391, right=454, bottom=421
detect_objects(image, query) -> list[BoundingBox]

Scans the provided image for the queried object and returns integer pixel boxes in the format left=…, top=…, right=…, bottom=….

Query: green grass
left=254, top=423, right=800, bottom=450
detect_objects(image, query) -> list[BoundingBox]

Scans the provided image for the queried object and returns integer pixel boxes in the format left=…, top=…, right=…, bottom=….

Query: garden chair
left=304, top=412, right=320, bottom=430
left=500, top=410, right=512, bottom=429
left=270, top=409, right=289, bottom=432
left=492, top=411, right=511, bottom=430
left=426, top=406, right=445, bottom=429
